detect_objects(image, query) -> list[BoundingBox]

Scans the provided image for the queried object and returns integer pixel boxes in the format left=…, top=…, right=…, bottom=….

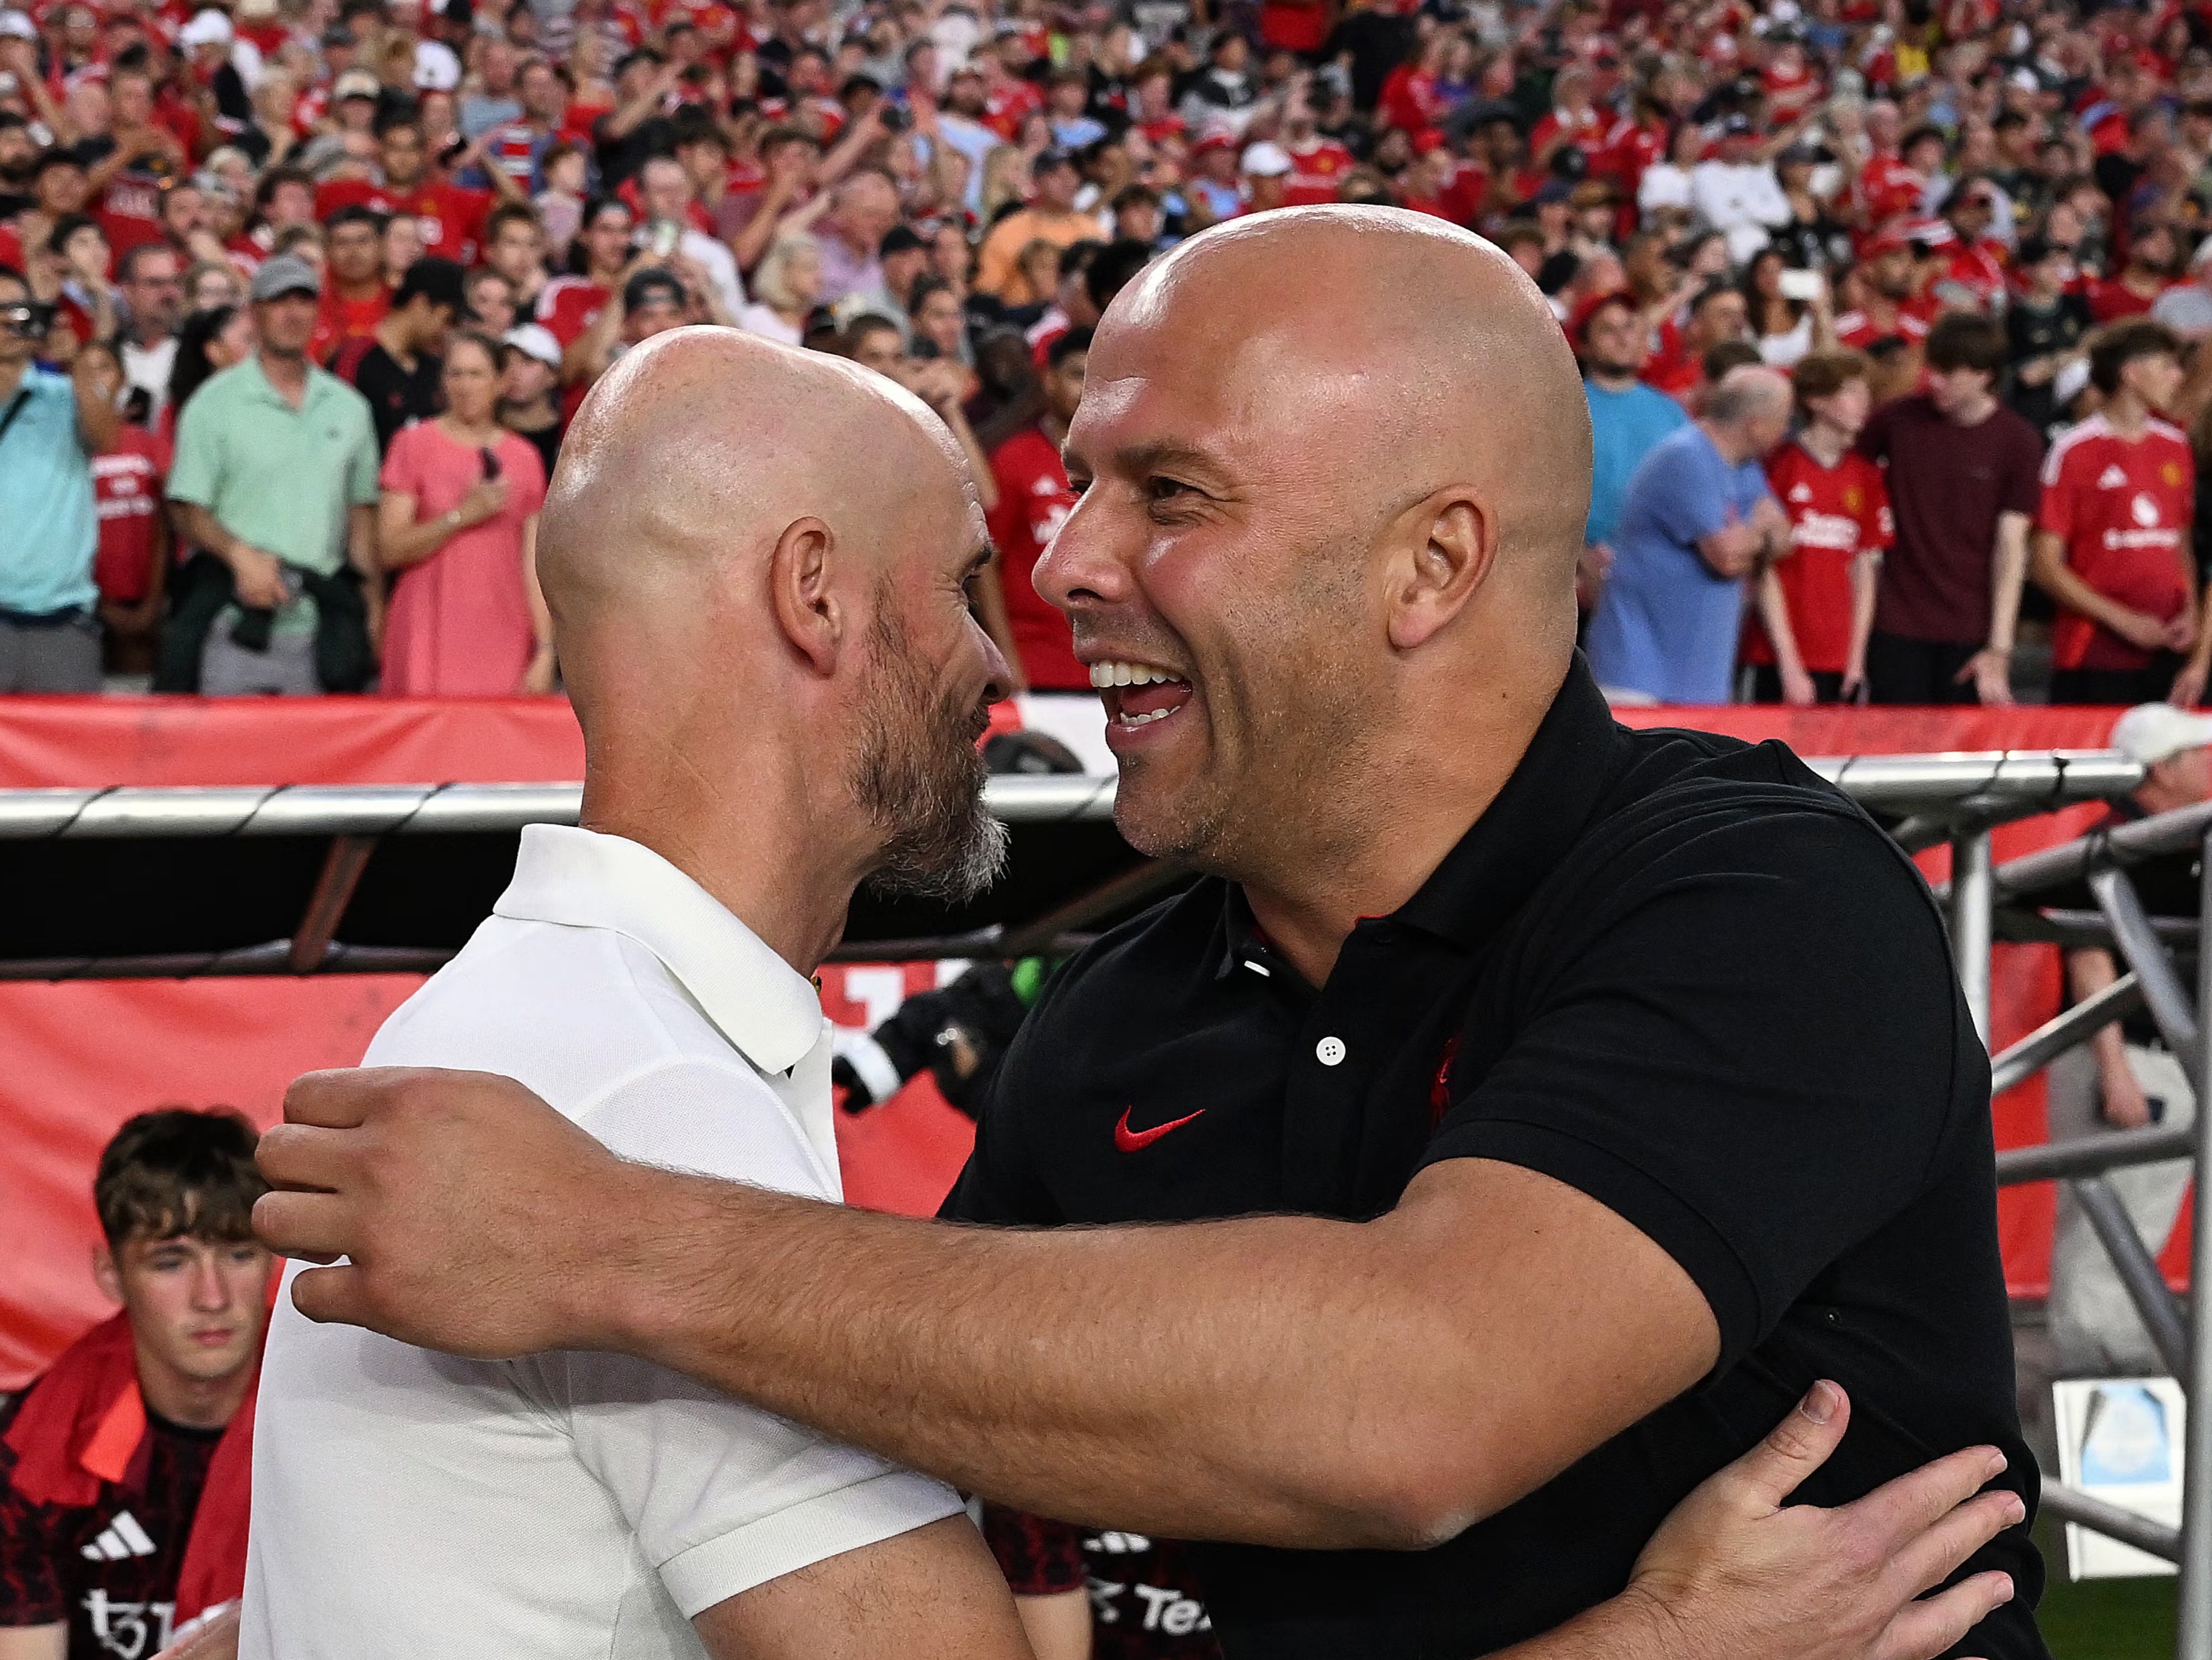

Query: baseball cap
left=1567, top=287, right=1635, bottom=344
left=0, top=10, right=37, bottom=38
left=333, top=68, right=382, bottom=102
left=177, top=8, right=233, bottom=46
left=248, top=252, right=322, bottom=302
left=1032, top=146, right=1078, bottom=174
left=2113, top=703, right=2212, bottom=766
left=413, top=38, right=462, bottom=91
left=1240, top=140, right=1292, bottom=178
left=879, top=223, right=924, bottom=257
left=502, top=322, right=563, bottom=369
left=1862, top=228, right=1914, bottom=260
left=623, top=267, right=686, bottom=310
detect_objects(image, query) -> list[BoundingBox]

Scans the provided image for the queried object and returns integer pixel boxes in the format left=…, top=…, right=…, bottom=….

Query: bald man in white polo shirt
left=237, top=328, right=1030, bottom=1659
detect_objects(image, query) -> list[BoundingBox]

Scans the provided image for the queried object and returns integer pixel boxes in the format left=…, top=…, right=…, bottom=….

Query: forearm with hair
left=583, top=1157, right=1707, bottom=1553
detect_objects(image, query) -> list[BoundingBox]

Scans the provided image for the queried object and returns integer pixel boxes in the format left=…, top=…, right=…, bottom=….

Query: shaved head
left=544, top=327, right=1011, bottom=947
left=1038, top=206, right=1593, bottom=901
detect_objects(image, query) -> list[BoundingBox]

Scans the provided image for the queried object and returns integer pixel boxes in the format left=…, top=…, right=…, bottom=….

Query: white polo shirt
left=240, top=826, right=964, bottom=1659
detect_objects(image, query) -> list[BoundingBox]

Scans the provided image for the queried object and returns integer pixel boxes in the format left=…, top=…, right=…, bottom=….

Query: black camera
left=0, top=299, right=55, bottom=340
left=879, top=101, right=909, bottom=134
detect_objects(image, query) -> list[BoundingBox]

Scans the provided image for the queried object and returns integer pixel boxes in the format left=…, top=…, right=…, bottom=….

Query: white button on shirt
left=240, top=826, right=963, bottom=1659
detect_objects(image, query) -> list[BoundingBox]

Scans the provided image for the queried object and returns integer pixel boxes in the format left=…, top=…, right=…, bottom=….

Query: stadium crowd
left=0, top=0, right=2210, bottom=708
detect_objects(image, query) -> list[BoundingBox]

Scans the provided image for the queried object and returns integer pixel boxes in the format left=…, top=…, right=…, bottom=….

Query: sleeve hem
left=658, top=1468, right=967, bottom=1617
left=1419, top=1113, right=1766, bottom=1369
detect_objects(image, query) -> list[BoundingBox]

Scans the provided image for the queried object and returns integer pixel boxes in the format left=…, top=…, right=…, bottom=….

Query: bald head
left=1101, top=207, right=1594, bottom=643
left=542, top=326, right=1012, bottom=945
left=540, top=325, right=969, bottom=669
left=1041, top=206, right=1600, bottom=892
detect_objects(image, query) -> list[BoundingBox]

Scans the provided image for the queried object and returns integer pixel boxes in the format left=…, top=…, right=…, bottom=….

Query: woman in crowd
left=161, top=304, right=254, bottom=441
left=907, top=274, right=976, bottom=384
left=376, top=332, right=554, bottom=697
left=736, top=229, right=823, bottom=346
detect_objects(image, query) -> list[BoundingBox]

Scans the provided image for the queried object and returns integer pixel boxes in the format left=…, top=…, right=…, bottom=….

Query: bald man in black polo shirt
left=256, top=208, right=2044, bottom=1660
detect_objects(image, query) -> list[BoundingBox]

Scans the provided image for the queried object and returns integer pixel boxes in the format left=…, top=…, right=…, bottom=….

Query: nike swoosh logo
left=1114, top=1105, right=1204, bottom=1152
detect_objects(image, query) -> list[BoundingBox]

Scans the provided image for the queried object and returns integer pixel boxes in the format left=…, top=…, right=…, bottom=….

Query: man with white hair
left=1585, top=363, right=1794, bottom=702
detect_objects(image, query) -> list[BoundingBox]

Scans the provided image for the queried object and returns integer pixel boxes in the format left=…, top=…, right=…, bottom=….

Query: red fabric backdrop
left=0, top=697, right=2177, bottom=1388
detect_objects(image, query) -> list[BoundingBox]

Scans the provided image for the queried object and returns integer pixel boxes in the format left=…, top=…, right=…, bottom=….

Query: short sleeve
left=1641, top=444, right=1732, bottom=549
left=346, top=408, right=381, bottom=506
left=378, top=424, right=423, bottom=497
left=1863, top=465, right=1893, bottom=551
left=2004, top=422, right=2045, bottom=518
left=548, top=1061, right=964, bottom=1615
left=2036, top=448, right=2075, bottom=539
left=1419, top=806, right=1970, bottom=1370
left=164, top=392, right=222, bottom=507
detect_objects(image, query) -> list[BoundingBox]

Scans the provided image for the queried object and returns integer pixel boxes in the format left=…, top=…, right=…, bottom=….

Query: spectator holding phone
left=0, top=260, right=118, bottom=693
left=376, top=329, right=552, bottom=695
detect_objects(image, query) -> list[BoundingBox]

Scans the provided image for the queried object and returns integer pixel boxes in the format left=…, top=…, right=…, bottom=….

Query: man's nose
left=1034, top=489, right=1132, bottom=618
left=190, top=1256, right=230, bottom=1311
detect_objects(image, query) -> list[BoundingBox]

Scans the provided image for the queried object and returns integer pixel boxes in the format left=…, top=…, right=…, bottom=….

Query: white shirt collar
left=494, top=825, right=824, bottom=1077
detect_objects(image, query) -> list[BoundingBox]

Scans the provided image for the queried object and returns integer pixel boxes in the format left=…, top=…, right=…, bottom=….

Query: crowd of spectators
left=5, top=0, right=2212, bottom=706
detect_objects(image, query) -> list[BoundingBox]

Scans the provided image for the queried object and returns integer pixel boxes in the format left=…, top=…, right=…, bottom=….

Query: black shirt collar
left=1218, top=653, right=1624, bottom=971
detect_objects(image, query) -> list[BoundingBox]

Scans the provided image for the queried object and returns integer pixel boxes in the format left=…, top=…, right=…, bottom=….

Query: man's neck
left=1238, top=658, right=1567, bottom=987
left=1700, top=417, right=1752, bottom=466
left=135, top=1346, right=252, bottom=1432
left=338, top=274, right=385, bottom=301
left=258, top=345, right=308, bottom=395
left=1799, top=419, right=1850, bottom=467
left=1944, top=389, right=1996, bottom=426
left=373, top=314, right=417, bottom=366
left=129, top=318, right=168, bottom=348
left=2106, top=389, right=2151, bottom=439
left=1586, top=366, right=1638, bottom=392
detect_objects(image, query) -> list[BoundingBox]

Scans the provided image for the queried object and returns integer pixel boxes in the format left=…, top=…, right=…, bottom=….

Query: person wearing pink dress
left=376, top=331, right=553, bottom=696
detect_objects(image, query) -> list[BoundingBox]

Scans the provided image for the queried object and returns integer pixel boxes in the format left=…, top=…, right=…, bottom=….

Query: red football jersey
left=1744, top=441, right=1892, bottom=671
left=1280, top=137, right=1355, bottom=209
left=316, top=178, right=490, bottom=264
left=1834, top=302, right=1932, bottom=352
left=986, top=425, right=1086, bottom=691
left=91, top=425, right=171, bottom=604
left=536, top=275, right=611, bottom=347
left=2039, top=414, right=2197, bottom=670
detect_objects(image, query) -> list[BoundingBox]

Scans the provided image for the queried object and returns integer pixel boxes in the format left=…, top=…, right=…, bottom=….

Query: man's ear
left=767, top=515, right=844, bottom=675
left=1386, top=488, right=1496, bottom=652
left=92, top=1242, right=121, bottom=1305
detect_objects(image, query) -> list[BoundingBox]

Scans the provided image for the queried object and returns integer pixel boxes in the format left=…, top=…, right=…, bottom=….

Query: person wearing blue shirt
left=1585, top=365, right=1794, bottom=704
left=1578, top=292, right=1688, bottom=555
left=0, top=264, right=121, bottom=693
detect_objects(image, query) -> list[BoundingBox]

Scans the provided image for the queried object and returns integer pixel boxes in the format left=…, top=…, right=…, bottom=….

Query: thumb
left=1722, top=1381, right=1852, bottom=1512
left=289, top=1262, right=371, bottom=1329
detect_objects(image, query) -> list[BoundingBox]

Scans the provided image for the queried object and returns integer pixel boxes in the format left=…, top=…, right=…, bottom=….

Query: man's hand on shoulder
left=256, top=1067, right=650, bottom=1358
left=1517, top=1384, right=2020, bottom=1660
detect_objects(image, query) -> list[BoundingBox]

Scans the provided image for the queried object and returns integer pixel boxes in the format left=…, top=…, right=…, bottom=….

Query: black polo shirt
left=944, top=655, right=2046, bottom=1660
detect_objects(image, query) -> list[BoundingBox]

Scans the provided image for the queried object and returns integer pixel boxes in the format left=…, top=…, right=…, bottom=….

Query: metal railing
left=0, top=747, right=2204, bottom=1631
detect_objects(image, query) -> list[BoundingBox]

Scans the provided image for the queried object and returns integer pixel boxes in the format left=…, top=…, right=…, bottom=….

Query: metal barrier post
left=2177, top=829, right=2212, bottom=1659
left=1952, top=828, right=1994, bottom=1043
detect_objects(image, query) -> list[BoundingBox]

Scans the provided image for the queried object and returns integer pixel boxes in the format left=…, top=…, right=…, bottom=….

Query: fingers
left=1886, top=1486, right=2028, bottom=1599
left=254, top=1187, right=355, bottom=1260
left=285, top=1065, right=420, bottom=1128
left=1843, top=1443, right=2010, bottom=1545
left=1720, top=1380, right=1852, bottom=1510
left=288, top=1262, right=372, bottom=1328
left=1878, top=1570, right=2014, bottom=1660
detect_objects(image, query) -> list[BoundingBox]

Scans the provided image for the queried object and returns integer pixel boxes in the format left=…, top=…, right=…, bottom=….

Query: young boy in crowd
left=0, top=1109, right=272, bottom=1659
left=1747, top=350, right=1892, bottom=704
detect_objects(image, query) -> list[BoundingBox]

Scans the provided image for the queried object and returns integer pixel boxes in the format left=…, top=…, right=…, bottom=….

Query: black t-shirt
left=2006, top=294, right=2091, bottom=435
left=346, top=342, right=442, bottom=456
left=946, top=657, right=2046, bottom=1660
left=0, top=1392, right=222, bottom=1660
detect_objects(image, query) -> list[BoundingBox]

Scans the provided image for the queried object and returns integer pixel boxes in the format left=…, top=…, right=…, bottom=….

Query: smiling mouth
left=1090, top=659, right=1195, bottom=732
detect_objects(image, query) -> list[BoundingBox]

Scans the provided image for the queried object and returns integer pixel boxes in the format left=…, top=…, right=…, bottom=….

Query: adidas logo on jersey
left=81, top=1510, right=157, bottom=1561
left=1790, top=483, right=1814, bottom=503
left=2099, top=465, right=2130, bottom=489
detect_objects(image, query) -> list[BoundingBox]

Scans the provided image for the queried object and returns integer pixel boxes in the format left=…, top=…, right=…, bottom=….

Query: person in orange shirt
left=974, top=150, right=1098, bottom=306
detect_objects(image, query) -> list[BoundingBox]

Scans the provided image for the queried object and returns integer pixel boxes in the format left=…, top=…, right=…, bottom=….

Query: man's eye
left=1148, top=477, right=1192, bottom=505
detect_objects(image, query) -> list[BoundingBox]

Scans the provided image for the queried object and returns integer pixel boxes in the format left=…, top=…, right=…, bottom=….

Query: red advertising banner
left=0, top=697, right=2170, bottom=1387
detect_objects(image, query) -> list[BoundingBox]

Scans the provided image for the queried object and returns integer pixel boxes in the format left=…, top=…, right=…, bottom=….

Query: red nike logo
left=1114, top=1105, right=1204, bottom=1152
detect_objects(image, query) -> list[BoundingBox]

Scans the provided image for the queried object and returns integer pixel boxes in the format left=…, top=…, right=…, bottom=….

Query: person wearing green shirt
left=166, top=254, right=382, bottom=696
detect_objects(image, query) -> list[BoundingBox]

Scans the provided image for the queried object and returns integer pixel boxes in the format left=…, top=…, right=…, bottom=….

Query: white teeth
left=1088, top=659, right=1182, bottom=689
left=1116, top=707, right=1174, bottom=728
